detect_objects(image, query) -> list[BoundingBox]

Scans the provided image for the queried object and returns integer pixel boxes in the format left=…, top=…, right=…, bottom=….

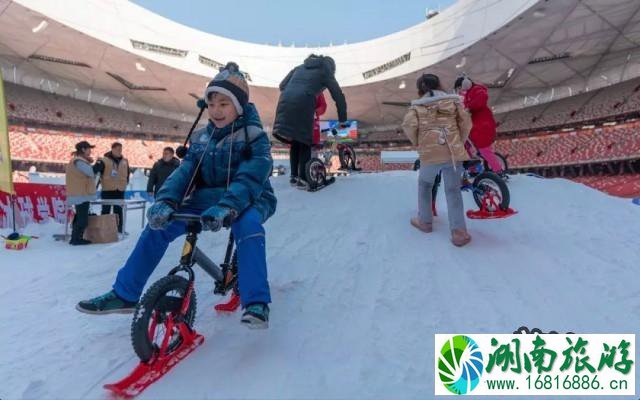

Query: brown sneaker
left=451, top=229, right=471, bottom=247
left=411, top=217, right=433, bottom=233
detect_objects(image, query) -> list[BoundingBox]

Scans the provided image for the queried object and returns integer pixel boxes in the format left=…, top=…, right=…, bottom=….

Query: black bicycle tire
left=472, top=172, right=510, bottom=211
left=130, top=275, right=197, bottom=363
left=304, top=158, right=327, bottom=190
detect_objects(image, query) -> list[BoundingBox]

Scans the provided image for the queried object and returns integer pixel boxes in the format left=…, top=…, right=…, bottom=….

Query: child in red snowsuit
left=454, top=77, right=503, bottom=173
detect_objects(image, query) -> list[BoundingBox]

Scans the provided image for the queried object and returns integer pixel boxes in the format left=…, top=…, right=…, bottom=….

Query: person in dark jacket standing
left=272, top=54, right=347, bottom=185
left=147, top=147, right=180, bottom=196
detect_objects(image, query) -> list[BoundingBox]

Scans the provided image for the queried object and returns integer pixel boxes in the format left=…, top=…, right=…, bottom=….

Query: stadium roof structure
left=1, top=0, right=640, bottom=134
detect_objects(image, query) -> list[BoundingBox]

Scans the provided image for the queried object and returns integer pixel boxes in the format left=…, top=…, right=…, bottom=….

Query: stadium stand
left=494, top=121, right=640, bottom=168
left=497, top=103, right=548, bottom=133
left=496, top=78, right=640, bottom=134
left=5, top=80, right=640, bottom=198
left=9, top=126, right=180, bottom=169
left=572, top=175, right=640, bottom=198
left=5, top=82, right=192, bottom=136
left=493, top=121, right=640, bottom=197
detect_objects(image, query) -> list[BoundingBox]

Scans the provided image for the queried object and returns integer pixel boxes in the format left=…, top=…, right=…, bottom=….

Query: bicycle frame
left=314, top=133, right=339, bottom=166
left=317, top=128, right=355, bottom=169
left=432, top=160, right=498, bottom=200
left=169, top=213, right=237, bottom=296
left=463, top=158, right=486, bottom=175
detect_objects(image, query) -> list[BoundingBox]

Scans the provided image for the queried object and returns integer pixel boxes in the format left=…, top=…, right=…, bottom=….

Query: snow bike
left=304, top=127, right=360, bottom=191
left=432, top=158, right=516, bottom=219
left=462, top=160, right=514, bottom=218
left=104, top=213, right=239, bottom=397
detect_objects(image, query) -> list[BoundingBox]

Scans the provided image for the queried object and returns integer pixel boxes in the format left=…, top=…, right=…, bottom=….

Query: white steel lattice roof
left=1, top=0, right=639, bottom=132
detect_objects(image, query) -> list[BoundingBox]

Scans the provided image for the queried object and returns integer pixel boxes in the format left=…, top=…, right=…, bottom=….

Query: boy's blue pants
left=112, top=207, right=271, bottom=307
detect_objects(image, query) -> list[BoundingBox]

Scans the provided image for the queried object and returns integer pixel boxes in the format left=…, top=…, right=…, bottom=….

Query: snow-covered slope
left=1, top=172, right=639, bottom=399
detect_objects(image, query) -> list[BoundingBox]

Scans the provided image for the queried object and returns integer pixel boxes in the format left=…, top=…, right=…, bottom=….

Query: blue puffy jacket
left=156, top=103, right=277, bottom=222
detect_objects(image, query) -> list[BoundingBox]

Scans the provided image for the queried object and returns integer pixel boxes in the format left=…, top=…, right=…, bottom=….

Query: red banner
left=0, top=183, right=67, bottom=229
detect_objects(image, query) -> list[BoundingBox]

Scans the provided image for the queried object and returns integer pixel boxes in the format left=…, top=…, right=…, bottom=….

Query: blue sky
left=131, top=0, right=455, bottom=46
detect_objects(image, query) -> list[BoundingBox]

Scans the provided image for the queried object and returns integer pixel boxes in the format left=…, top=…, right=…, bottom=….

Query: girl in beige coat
left=401, top=74, right=472, bottom=246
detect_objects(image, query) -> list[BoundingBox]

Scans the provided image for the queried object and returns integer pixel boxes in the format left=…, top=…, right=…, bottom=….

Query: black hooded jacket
left=272, top=55, right=347, bottom=145
left=146, top=157, right=180, bottom=194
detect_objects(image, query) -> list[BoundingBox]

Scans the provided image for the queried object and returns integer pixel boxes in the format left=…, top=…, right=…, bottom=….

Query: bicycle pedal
left=213, top=283, right=226, bottom=295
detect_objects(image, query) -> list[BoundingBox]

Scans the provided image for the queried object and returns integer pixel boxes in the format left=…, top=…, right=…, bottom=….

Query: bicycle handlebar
left=171, top=213, right=202, bottom=222
left=171, top=212, right=237, bottom=228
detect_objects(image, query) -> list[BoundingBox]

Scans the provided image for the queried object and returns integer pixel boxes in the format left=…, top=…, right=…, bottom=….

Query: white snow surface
left=1, top=172, right=639, bottom=399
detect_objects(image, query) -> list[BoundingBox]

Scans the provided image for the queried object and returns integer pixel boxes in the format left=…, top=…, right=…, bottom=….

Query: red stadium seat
left=9, top=126, right=181, bottom=169
left=495, top=122, right=640, bottom=168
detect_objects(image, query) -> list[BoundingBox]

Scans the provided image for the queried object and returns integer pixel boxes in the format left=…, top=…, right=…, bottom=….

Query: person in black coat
left=146, top=147, right=180, bottom=196
left=272, top=54, right=347, bottom=185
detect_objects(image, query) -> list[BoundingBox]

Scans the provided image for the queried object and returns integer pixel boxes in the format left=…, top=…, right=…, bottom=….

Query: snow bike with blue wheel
left=462, top=160, right=515, bottom=219
left=431, top=158, right=516, bottom=219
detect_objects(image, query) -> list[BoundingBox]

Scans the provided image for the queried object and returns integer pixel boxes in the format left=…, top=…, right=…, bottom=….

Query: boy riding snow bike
left=76, top=63, right=277, bottom=396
